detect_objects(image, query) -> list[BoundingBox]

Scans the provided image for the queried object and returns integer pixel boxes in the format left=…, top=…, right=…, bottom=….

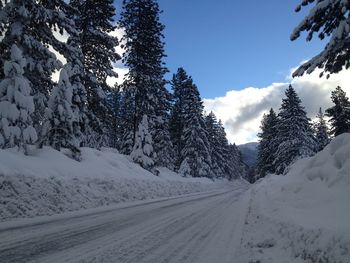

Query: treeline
left=255, top=85, right=350, bottom=181
left=0, top=0, right=245, bottom=179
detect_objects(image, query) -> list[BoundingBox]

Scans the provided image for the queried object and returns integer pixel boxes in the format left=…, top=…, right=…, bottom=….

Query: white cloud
left=107, top=27, right=129, bottom=86
left=51, top=27, right=128, bottom=86
left=203, top=67, right=350, bottom=145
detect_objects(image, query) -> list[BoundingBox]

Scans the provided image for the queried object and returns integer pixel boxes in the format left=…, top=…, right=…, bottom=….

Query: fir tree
left=314, top=107, right=330, bottom=152
left=0, top=44, right=37, bottom=154
left=65, top=31, right=90, bottom=149
left=274, top=85, right=316, bottom=175
left=256, top=108, right=279, bottom=178
left=153, top=115, right=175, bottom=170
left=119, top=86, right=136, bottom=154
left=130, top=115, right=155, bottom=171
left=227, top=143, right=247, bottom=180
left=106, top=86, right=122, bottom=149
left=0, top=1, right=77, bottom=132
left=205, top=112, right=224, bottom=177
left=70, top=0, right=120, bottom=148
left=325, top=86, right=350, bottom=137
left=291, top=0, right=350, bottom=77
left=119, top=0, right=170, bottom=157
left=170, top=68, right=192, bottom=169
left=179, top=83, right=212, bottom=178
left=42, top=68, right=81, bottom=160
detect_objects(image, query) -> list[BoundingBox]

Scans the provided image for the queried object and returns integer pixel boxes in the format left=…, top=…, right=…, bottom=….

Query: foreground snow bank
left=0, top=147, right=224, bottom=221
left=238, top=133, right=350, bottom=263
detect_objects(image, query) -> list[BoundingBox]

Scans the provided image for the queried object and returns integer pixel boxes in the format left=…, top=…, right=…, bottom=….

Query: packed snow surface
left=0, top=185, right=250, bottom=263
left=0, top=146, right=224, bottom=221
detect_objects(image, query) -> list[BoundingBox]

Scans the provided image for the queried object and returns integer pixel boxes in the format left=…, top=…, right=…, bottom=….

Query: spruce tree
left=119, top=86, right=136, bottom=154
left=0, top=1, right=78, bottom=132
left=216, top=120, right=237, bottom=179
left=314, top=107, right=330, bottom=152
left=130, top=115, right=155, bottom=171
left=227, top=143, right=247, bottom=180
left=291, top=0, right=350, bottom=77
left=42, top=67, right=81, bottom=160
left=205, top=112, right=224, bottom=178
left=64, top=29, right=90, bottom=149
left=70, top=0, right=120, bottom=148
left=170, top=68, right=193, bottom=169
left=256, top=108, right=279, bottom=178
left=106, top=86, right=122, bottom=149
left=325, top=86, right=350, bottom=137
left=0, top=44, right=37, bottom=154
left=119, top=0, right=172, bottom=166
left=179, top=83, right=212, bottom=178
left=274, top=85, right=316, bottom=174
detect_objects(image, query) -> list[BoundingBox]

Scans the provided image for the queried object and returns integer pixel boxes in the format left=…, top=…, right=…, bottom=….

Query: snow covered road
left=0, top=184, right=250, bottom=263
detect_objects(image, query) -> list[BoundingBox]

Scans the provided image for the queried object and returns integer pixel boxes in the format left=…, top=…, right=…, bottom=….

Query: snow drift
left=239, top=133, right=350, bottom=263
left=0, top=147, right=222, bottom=221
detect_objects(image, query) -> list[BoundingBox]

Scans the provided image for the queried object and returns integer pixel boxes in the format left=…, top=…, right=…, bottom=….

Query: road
left=0, top=185, right=250, bottom=263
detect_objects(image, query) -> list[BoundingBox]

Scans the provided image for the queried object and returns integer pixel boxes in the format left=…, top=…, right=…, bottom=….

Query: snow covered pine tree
left=130, top=115, right=156, bottom=172
left=291, top=0, right=350, bottom=77
left=0, top=44, right=37, bottom=154
left=314, top=107, right=330, bottom=152
left=42, top=67, right=81, bottom=160
left=256, top=108, right=279, bottom=178
left=120, top=0, right=174, bottom=169
left=70, top=0, right=120, bottom=148
left=179, top=82, right=212, bottom=178
left=274, top=85, right=316, bottom=174
left=326, top=86, right=350, bottom=137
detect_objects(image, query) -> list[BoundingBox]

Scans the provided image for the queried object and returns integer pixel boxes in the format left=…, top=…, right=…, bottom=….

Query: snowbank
left=0, top=147, right=223, bottom=221
left=238, top=133, right=350, bottom=263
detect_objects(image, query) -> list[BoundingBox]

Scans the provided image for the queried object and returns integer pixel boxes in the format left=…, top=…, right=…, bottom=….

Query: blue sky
left=113, top=1, right=350, bottom=144
left=114, top=0, right=325, bottom=98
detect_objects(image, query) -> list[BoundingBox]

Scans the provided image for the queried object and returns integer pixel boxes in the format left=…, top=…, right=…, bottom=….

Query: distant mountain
left=238, top=142, right=258, bottom=168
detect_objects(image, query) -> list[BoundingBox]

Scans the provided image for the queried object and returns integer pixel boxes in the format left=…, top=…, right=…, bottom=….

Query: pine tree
left=42, top=68, right=81, bottom=160
left=179, top=83, right=212, bottom=178
left=0, top=1, right=78, bottom=132
left=153, top=115, right=175, bottom=169
left=119, top=0, right=171, bottom=161
left=70, top=0, right=120, bottom=148
left=291, top=0, right=350, bottom=77
left=170, top=68, right=192, bottom=169
left=106, top=86, right=122, bottom=149
left=0, top=44, right=37, bottom=154
left=216, top=120, right=237, bottom=179
left=119, top=86, right=136, bottom=154
left=314, top=107, right=330, bottom=151
left=204, top=112, right=246, bottom=180
left=205, top=112, right=224, bottom=177
left=274, top=85, right=316, bottom=174
left=64, top=29, right=90, bottom=149
left=227, top=143, right=247, bottom=180
left=130, top=115, right=155, bottom=171
left=325, top=86, right=350, bottom=137
left=256, top=108, right=279, bottom=178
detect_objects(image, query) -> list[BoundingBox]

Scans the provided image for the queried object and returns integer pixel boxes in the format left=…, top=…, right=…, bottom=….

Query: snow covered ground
left=1, top=135, right=349, bottom=262
left=0, top=146, right=226, bottom=221
left=237, top=133, right=350, bottom=263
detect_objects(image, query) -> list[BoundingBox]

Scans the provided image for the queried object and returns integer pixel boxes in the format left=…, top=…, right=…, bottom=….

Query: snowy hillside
left=238, top=133, right=350, bottom=262
left=0, top=147, right=225, bottom=221
left=238, top=142, right=258, bottom=168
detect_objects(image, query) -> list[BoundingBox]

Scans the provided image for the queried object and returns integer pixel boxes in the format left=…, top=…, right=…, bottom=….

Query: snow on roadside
left=237, top=133, right=350, bottom=263
left=0, top=146, right=225, bottom=222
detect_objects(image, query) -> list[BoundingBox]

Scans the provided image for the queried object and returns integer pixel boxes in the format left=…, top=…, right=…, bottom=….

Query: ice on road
left=0, top=184, right=250, bottom=263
